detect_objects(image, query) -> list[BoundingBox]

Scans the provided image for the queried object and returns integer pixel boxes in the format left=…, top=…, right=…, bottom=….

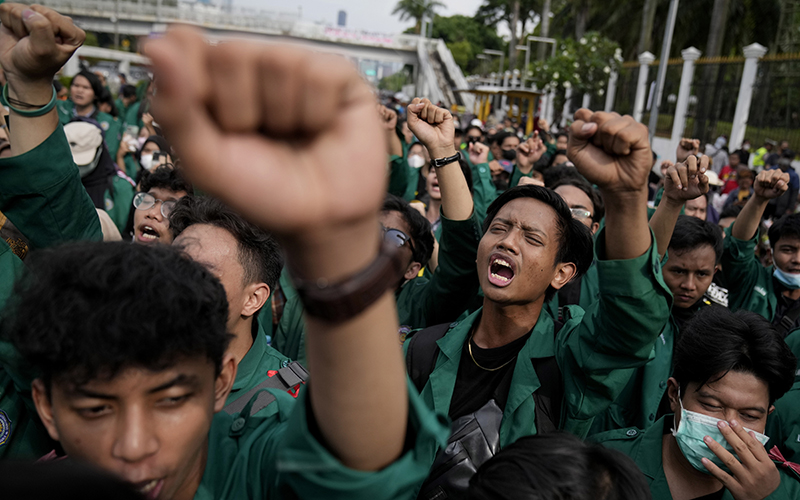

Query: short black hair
left=768, top=213, right=800, bottom=249
left=382, top=194, right=434, bottom=267
left=2, top=242, right=232, bottom=389
left=673, top=308, right=796, bottom=405
left=468, top=433, right=651, bottom=500
left=482, top=185, right=593, bottom=301
left=719, top=204, right=742, bottom=221
left=669, top=215, right=723, bottom=264
left=543, top=165, right=584, bottom=189
left=465, top=125, right=483, bottom=137
left=120, top=84, right=137, bottom=99
left=550, top=177, right=605, bottom=224
left=97, top=87, right=117, bottom=117
left=491, top=131, right=517, bottom=147
left=139, top=165, right=193, bottom=196
left=169, top=196, right=283, bottom=290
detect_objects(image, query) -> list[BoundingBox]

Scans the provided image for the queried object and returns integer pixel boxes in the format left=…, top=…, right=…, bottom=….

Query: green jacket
left=405, top=229, right=671, bottom=461
left=721, top=223, right=777, bottom=321
left=596, top=416, right=800, bottom=499
left=0, top=125, right=102, bottom=459
left=262, top=270, right=307, bottom=365
left=196, top=380, right=449, bottom=499
left=469, top=161, right=498, bottom=226
left=104, top=174, right=135, bottom=234
left=56, top=100, right=122, bottom=159
left=225, top=316, right=292, bottom=412
left=765, top=329, right=800, bottom=463
left=542, top=260, right=600, bottom=321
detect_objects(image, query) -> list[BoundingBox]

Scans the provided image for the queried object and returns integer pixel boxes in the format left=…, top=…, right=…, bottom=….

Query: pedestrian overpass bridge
left=17, top=0, right=474, bottom=110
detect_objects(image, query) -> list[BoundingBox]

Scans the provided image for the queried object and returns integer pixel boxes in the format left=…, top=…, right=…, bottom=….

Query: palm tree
left=392, top=0, right=446, bottom=34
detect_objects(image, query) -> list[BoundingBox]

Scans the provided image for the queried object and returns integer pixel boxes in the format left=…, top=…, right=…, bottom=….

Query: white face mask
left=408, top=155, right=426, bottom=169
left=140, top=153, right=154, bottom=171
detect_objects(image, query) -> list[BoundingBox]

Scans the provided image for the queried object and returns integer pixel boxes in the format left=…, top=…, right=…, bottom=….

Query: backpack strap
left=406, top=323, right=453, bottom=393
left=531, top=319, right=564, bottom=433
left=223, top=361, right=309, bottom=417
left=777, top=303, right=800, bottom=338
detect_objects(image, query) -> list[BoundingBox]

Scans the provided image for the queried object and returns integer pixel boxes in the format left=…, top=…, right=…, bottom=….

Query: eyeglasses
left=569, top=208, right=592, bottom=220
left=382, top=226, right=416, bottom=256
left=133, top=192, right=177, bottom=218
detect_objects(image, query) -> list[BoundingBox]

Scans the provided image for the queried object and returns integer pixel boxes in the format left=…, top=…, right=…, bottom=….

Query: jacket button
left=231, top=417, right=246, bottom=432
left=626, top=429, right=638, bottom=437
left=281, top=360, right=289, bottom=368
left=649, top=414, right=655, bottom=421
left=659, top=381, right=666, bottom=389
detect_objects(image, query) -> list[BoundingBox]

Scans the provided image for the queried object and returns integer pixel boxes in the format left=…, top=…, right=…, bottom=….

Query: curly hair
left=2, top=241, right=231, bottom=389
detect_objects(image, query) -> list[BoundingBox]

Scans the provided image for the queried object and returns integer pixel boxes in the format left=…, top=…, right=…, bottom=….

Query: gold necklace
left=468, top=329, right=516, bottom=372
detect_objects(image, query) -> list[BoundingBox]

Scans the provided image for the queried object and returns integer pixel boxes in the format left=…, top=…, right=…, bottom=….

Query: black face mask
left=502, top=149, right=517, bottom=161
left=467, top=136, right=481, bottom=145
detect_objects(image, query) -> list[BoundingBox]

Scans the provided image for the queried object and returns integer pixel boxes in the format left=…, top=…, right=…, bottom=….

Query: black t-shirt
left=773, top=277, right=800, bottom=334
left=448, top=329, right=532, bottom=421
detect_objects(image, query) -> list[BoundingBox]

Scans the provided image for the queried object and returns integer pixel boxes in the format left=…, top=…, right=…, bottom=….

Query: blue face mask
left=774, top=267, right=800, bottom=289
left=672, top=394, right=770, bottom=475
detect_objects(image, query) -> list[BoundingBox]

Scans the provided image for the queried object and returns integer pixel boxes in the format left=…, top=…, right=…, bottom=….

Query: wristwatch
left=431, top=151, right=462, bottom=168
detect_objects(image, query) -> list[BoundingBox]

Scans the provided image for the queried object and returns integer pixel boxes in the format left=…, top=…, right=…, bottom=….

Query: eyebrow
left=71, top=374, right=201, bottom=400
left=494, top=217, right=548, bottom=238
left=696, top=391, right=767, bottom=414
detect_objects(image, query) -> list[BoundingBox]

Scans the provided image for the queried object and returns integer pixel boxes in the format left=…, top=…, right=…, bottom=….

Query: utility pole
left=647, top=0, right=679, bottom=144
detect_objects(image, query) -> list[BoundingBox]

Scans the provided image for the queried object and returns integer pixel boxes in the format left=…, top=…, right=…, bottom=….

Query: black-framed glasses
left=382, top=226, right=416, bottom=256
left=569, top=208, right=592, bottom=220
left=133, top=192, right=177, bottom=218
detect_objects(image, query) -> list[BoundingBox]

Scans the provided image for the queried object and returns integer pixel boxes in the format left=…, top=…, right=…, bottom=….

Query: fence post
left=634, top=51, right=655, bottom=123
left=604, top=70, right=618, bottom=112
left=561, top=87, right=573, bottom=128
left=671, top=47, right=702, bottom=148
left=730, top=43, right=768, bottom=151
left=582, top=93, right=591, bottom=109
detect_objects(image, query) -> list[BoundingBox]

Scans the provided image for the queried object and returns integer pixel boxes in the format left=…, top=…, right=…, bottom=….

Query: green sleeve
left=720, top=222, right=774, bottom=317
left=388, top=154, right=410, bottom=199
left=557, top=229, right=672, bottom=438
left=275, top=379, right=449, bottom=500
left=105, top=176, right=135, bottom=233
left=399, top=211, right=482, bottom=329
left=0, top=124, right=102, bottom=249
left=123, top=155, right=140, bottom=179
left=268, top=271, right=308, bottom=365
left=101, top=115, right=122, bottom=160
left=470, top=162, right=496, bottom=225
left=56, top=99, right=73, bottom=125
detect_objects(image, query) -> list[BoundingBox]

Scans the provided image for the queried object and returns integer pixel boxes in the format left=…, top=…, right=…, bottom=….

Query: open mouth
left=488, top=254, right=515, bottom=287
left=133, top=479, right=164, bottom=500
left=137, top=225, right=160, bottom=243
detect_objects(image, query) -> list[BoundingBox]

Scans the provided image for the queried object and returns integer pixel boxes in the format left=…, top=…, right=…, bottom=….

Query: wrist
left=429, top=145, right=457, bottom=159
left=6, top=77, right=54, bottom=104
left=662, top=195, right=686, bottom=209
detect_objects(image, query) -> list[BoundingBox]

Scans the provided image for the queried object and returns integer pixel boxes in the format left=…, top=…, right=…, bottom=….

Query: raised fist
left=468, top=141, right=489, bottom=165
left=406, top=98, right=455, bottom=159
left=379, top=104, right=398, bottom=131
left=676, top=138, right=700, bottom=163
left=663, top=155, right=710, bottom=203
left=516, top=132, right=546, bottom=172
left=754, top=169, right=790, bottom=200
left=567, top=109, right=652, bottom=194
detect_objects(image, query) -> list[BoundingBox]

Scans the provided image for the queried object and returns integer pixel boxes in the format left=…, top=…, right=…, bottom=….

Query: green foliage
left=84, top=31, right=100, bottom=47
left=428, top=14, right=504, bottom=73
left=528, top=32, right=621, bottom=96
left=392, top=0, right=445, bottom=33
left=379, top=69, right=412, bottom=92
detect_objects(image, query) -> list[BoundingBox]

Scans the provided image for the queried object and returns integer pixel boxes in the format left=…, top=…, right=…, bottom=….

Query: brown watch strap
left=290, top=241, right=406, bottom=323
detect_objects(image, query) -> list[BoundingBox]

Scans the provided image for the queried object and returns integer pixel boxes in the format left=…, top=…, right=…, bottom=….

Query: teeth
left=491, top=272, right=510, bottom=282
left=492, top=258, right=511, bottom=269
left=139, top=480, right=158, bottom=494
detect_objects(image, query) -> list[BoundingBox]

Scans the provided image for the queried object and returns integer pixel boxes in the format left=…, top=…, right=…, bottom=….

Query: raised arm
left=650, top=155, right=710, bottom=258
left=516, top=132, right=547, bottom=176
left=145, top=28, right=408, bottom=471
left=731, top=169, right=789, bottom=241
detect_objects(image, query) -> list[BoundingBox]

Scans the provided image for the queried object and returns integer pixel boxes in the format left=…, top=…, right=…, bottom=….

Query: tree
left=392, top=0, right=445, bottom=34
left=413, top=14, right=504, bottom=73
left=476, top=0, right=539, bottom=71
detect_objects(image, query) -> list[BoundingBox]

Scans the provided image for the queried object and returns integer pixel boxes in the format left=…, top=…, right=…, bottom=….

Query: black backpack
left=406, top=322, right=564, bottom=500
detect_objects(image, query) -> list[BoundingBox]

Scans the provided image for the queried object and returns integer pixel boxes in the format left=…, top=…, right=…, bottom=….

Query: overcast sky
left=234, top=0, right=486, bottom=34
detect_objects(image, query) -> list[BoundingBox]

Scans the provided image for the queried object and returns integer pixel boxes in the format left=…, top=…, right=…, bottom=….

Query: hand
left=468, top=142, right=489, bottom=165
left=517, top=132, right=547, bottom=172
left=0, top=4, right=84, bottom=95
left=406, top=98, right=455, bottom=159
left=754, top=169, right=789, bottom=200
left=144, top=27, right=386, bottom=268
left=142, top=112, right=154, bottom=128
left=488, top=160, right=505, bottom=176
left=677, top=138, right=700, bottom=163
left=518, top=175, right=544, bottom=187
left=409, top=200, right=426, bottom=218
left=663, top=155, right=710, bottom=203
left=378, top=104, right=397, bottom=131
left=567, top=109, right=652, bottom=194
left=702, top=420, right=780, bottom=500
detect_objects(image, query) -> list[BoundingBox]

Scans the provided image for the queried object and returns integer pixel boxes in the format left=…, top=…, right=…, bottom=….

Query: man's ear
left=549, top=262, right=577, bottom=291
left=213, top=354, right=238, bottom=413
left=32, top=379, right=60, bottom=442
left=404, top=262, right=422, bottom=281
left=667, top=377, right=681, bottom=414
left=241, top=283, right=270, bottom=319
left=768, top=404, right=775, bottom=416
left=714, top=264, right=721, bottom=275
left=591, top=222, right=600, bottom=235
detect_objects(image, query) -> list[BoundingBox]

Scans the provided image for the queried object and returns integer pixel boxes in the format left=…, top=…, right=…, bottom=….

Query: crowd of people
left=1, top=3, right=800, bottom=500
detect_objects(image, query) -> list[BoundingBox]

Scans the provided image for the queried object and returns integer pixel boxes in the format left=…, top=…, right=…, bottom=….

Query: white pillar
left=730, top=43, right=768, bottom=151
left=671, top=47, right=702, bottom=147
left=633, top=51, right=655, bottom=123
left=604, top=70, right=618, bottom=112
left=582, top=92, right=591, bottom=109
left=544, top=91, right=555, bottom=126
left=63, top=53, right=81, bottom=77
left=561, top=87, right=573, bottom=128
left=118, top=60, right=131, bottom=79
left=501, top=71, right=511, bottom=111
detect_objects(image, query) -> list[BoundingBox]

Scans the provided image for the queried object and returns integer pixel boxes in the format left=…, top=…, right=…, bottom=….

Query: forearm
left=6, top=79, right=58, bottom=156
left=649, top=196, right=684, bottom=258
left=287, top=221, right=407, bottom=471
left=430, top=146, right=473, bottom=221
left=601, top=190, right=650, bottom=260
left=388, top=131, right=403, bottom=157
left=732, top=195, right=769, bottom=240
